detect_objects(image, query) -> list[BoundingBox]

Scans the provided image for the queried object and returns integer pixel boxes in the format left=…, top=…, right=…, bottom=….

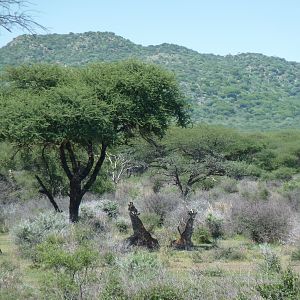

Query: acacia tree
left=0, top=61, right=188, bottom=222
left=135, top=125, right=263, bottom=198
left=0, top=0, right=46, bottom=32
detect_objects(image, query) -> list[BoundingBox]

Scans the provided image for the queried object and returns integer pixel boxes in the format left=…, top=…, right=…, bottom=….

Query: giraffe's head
left=128, top=202, right=139, bottom=215
left=188, top=209, right=197, bottom=219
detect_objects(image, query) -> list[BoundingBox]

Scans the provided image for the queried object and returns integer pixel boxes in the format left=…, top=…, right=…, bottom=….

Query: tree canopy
left=0, top=61, right=188, bottom=221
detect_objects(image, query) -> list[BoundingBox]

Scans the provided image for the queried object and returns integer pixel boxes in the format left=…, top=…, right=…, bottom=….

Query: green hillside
left=1, top=31, right=300, bottom=130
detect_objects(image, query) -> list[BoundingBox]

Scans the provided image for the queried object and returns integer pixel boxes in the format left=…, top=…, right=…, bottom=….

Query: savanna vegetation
left=0, top=31, right=299, bottom=130
left=0, top=61, right=300, bottom=299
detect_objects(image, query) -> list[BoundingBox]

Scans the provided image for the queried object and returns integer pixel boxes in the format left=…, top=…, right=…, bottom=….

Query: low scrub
left=231, top=199, right=291, bottom=243
left=13, top=211, right=68, bottom=258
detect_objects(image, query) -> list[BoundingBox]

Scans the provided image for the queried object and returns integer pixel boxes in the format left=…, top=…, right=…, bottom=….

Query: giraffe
left=171, top=209, right=197, bottom=250
left=125, top=202, right=159, bottom=250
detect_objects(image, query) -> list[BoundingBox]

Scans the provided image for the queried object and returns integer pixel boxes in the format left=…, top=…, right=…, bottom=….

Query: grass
left=0, top=233, right=42, bottom=286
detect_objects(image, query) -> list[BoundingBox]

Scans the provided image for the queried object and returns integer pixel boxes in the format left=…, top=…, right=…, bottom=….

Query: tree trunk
left=69, top=200, right=81, bottom=223
left=69, top=177, right=82, bottom=223
left=59, top=141, right=107, bottom=223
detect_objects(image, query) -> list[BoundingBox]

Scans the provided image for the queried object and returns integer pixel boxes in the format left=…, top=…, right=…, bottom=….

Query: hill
left=1, top=31, right=300, bottom=130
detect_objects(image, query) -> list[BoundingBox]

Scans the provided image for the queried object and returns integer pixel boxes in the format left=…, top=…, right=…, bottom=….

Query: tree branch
left=59, top=142, right=73, bottom=180
left=35, top=175, right=62, bottom=212
left=79, top=141, right=94, bottom=181
left=81, top=142, right=107, bottom=196
left=65, top=141, right=78, bottom=174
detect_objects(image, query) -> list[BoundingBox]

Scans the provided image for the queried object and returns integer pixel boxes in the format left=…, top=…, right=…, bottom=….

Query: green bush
left=193, top=225, right=212, bottom=244
left=220, top=177, right=239, bottom=193
left=0, top=211, right=8, bottom=233
left=214, top=247, right=247, bottom=261
left=100, top=273, right=128, bottom=300
left=102, top=200, right=119, bottom=219
left=0, top=260, right=35, bottom=300
left=36, top=235, right=99, bottom=300
left=115, top=219, right=129, bottom=234
left=257, top=268, right=300, bottom=299
left=141, top=212, right=162, bottom=232
left=117, top=251, right=161, bottom=280
left=206, top=213, right=224, bottom=241
left=102, top=251, right=116, bottom=266
left=259, top=244, right=282, bottom=274
left=13, top=211, right=68, bottom=258
left=268, top=167, right=295, bottom=181
left=134, top=284, right=184, bottom=300
left=291, top=249, right=300, bottom=261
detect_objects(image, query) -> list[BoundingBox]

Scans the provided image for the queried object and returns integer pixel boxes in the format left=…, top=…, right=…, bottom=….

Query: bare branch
left=0, top=0, right=47, bottom=33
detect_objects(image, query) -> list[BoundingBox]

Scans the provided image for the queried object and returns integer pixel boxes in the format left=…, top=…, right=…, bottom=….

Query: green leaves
left=1, top=61, right=188, bottom=146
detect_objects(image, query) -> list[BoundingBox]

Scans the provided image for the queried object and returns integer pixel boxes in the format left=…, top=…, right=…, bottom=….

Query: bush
left=259, top=244, right=282, bottom=273
left=231, top=200, right=291, bottom=243
left=115, top=218, right=130, bottom=234
left=141, top=212, right=162, bottom=232
left=193, top=225, right=212, bottom=244
left=257, top=268, right=300, bottom=299
left=100, top=273, right=128, bottom=300
left=36, top=235, right=100, bottom=300
left=79, top=203, right=108, bottom=233
left=102, top=200, right=119, bottom=219
left=206, top=213, right=224, bottom=241
left=0, top=260, right=21, bottom=290
left=291, top=249, right=300, bottom=261
left=13, top=211, right=68, bottom=258
left=134, top=284, right=184, bottom=300
left=117, top=251, right=161, bottom=281
left=214, top=247, right=247, bottom=261
left=220, top=177, right=239, bottom=193
left=0, top=210, right=8, bottom=233
left=0, top=260, right=35, bottom=299
left=268, top=167, right=295, bottom=181
left=142, top=193, right=179, bottom=225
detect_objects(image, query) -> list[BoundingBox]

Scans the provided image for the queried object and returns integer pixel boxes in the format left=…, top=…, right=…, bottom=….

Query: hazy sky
left=1, top=0, right=299, bottom=62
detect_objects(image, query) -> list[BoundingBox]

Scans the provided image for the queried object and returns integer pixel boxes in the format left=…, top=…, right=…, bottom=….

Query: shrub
left=0, top=260, right=35, bottom=300
left=117, top=251, right=161, bottom=281
left=199, top=266, right=225, bottom=277
left=134, top=284, right=184, bottom=300
left=214, top=247, right=247, bottom=261
left=36, top=235, right=99, bottom=300
left=79, top=203, right=108, bottom=233
left=268, top=167, right=295, bottom=181
left=259, top=244, right=282, bottom=273
left=100, top=273, right=128, bottom=300
left=193, top=225, right=212, bottom=244
left=13, top=211, right=68, bottom=258
left=231, top=200, right=291, bottom=243
left=142, top=193, right=179, bottom=225
left=206, top=213, right=224, bottom=241
left=257, top=268, right=300, bottom=299
left=0, top=260, right=21, bottom=290
left=0, top=210, right=8, bottom=233
left=220, top=177, right=238, bottom=193
left=102, top=200, right=119, bottom=219
left=291, top=249, right=300, bottom=261
left=115, top=218, right=130, bottom=234
left=140, top=212, right=162, bottom=232
left=102, top=251, right=117, bottom=266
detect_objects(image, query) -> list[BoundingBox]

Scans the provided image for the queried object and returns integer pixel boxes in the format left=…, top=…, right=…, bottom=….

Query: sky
left=0, top=0, right=299, bottom=62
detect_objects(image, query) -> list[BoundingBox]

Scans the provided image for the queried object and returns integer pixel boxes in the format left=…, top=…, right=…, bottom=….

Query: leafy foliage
left=1, top=32, right=300, bottom=129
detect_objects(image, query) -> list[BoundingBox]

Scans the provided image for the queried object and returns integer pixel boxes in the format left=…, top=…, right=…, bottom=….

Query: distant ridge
left=1, top=31, right=300, bottom=130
